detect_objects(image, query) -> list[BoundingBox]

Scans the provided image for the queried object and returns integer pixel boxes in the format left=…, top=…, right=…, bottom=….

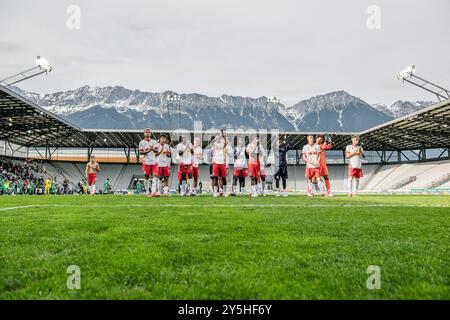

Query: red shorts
left=233, top=168, right=247, bottom=177
left=192, top=166, right=200, bottom=178
left=87, top=173, right=97, bottom=185
left=248, top=163, right=261, bottom=180
left=212, top=163, right=227, bottom=178
left=158, top=166, right=170, bottom=177
left=143, top=164, right=157, bottom=176
left=305, top=167, right=320, bottom=180
left=319, top=165, right=329, bottom=177
left=348, top=167, right=363, bottom=178
left=178, top=163, right=193, bottom=180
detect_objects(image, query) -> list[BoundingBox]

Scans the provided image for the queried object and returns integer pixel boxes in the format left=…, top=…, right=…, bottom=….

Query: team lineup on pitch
left=85, top=128, right=366, bottom=198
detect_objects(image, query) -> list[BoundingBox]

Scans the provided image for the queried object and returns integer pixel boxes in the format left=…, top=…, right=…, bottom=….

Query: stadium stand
left=440, top=180, right=450, bottom=188
left=0, top=157, right=72, bottom=195
left=398, top=160, right=450, bottom=190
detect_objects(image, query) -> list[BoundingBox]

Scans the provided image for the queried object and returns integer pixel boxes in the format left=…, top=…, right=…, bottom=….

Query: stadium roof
left=360, top=99, right=450, bottom=150
left=1, top=84, right=449, bottom=151
left=0, top=85, right=82, bottom=147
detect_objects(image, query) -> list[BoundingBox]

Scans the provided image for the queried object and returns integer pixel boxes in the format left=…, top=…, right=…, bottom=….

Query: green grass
left=0, top=194, right=449, bottom=299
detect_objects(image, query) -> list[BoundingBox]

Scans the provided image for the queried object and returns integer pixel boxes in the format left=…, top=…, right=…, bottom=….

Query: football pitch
left=0, top=194, right=449, bottom=300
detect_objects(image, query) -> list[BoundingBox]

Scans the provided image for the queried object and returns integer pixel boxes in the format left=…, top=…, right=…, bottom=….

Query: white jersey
left=259, top=154, right=266, bottom=168
left=139, top=139, right=157, bottom=165
left=212, top=142, right=231, bottom=165
left=204, top=147, right=213, bottom=164
left=265, top=150, right=276, bottom=175
left=246, top=142, right=265, bottom=165
left=156, top=143, right=171, bottom=167
left=346, top=145, right=363, bottom=169
left=234, top=146, right=248, bottom=168
left=176, top=142, right=193, bottom=165
left=266, top=150, right=275, bottom=166
left=193, top=145, right=203, bottom=167
left=226, top=147, right=233, bottom=166
left=302, top=144, right=321, bottom=168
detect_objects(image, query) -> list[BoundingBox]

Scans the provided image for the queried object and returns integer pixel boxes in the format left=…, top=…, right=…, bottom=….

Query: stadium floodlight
left=396, top=65, right=450, bottom=102
left=166, top=93, right=181, bottom=101
left=0, top=56, right=54, bottom=86
left=36, top=56, right=53, bottom=73
left=165, top=93, right=182, bottom=129
left=261, top=96, right=281, bottom=128
left=396, top=65, right=415, bottom=80
left=267, top=96, right=280, bottom=103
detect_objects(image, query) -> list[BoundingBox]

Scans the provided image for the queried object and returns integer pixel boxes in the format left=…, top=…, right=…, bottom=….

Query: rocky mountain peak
left=8, top=85, right=435, bottom=132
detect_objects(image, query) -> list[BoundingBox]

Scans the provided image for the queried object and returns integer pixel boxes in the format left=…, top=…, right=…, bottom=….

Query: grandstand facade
left=1, top=84, right=449, bottom=194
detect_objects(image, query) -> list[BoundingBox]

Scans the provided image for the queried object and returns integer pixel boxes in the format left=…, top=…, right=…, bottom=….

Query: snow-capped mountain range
left=371, top=100, right=434, bottom=118
left=11, top=85, right=434, bottom=132
left=286, top=90, right=390, bottom=132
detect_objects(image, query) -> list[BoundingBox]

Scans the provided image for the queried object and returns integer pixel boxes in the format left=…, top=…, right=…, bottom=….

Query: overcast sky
left=1, top=0, right=449, bottom=106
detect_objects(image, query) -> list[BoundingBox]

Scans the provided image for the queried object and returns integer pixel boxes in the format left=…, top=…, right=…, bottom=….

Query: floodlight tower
left=268, top=96, right=280, bottom=104
left=262, top=96, right=280, bottom=128
left=396, top=65, right=450, bottom=102
left=166, top=93, right=181, bottom=130
left=0, top=56, right=54, bottom=86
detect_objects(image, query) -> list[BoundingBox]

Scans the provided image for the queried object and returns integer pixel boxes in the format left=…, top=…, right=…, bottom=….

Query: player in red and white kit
left=192, top=137, right=203, bottom=196
left=302, top=135, right=324, bottom=197
left=316, top=135, right=333, bottom=196
left=346, top=135, right=365, bottom=197
left=205, top=136, right=216, bottom=194
left=246, top=136, right=265, bottom=197
left=155, top=134, right=171, bottom=195
left=258, top=146, right=268, bottom=196
left=85, top=155, right=100, bottom=196
left=139, top=128, right=159, bottom=196
left=211, top=135, right=232, bottom=197
left=231, top=138, right=247, bottom=196
left=176, top=136, right=193, bottom=196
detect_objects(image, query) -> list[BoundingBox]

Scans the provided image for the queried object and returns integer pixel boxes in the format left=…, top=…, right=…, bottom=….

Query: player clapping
left=274, top=137, right=291, bottom=197
left=192, top=137, right=203, bottom=196
left=316, top=134, right=333, bottom=196
left=346, top=135, right=365, bottom=197
left=205, top=136, right=216, bottom=194
left=246, top=136, right=265, bottom=197
left=231, top=138, right=247, bottom=196
left=155, top=134, right=171, bottom=195
left=139, top=128, right=159, bottom=197
left=258, top=148, right=268, bottom=196
left=211, top=134, right=232, bottom=197
left=302, top=135, right=325, bottom=197
left=176, top=136, right=194, bottom=196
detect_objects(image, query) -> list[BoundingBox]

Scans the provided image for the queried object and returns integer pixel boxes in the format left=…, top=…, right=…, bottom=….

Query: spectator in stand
left=0, top=157, right=61, bottom=196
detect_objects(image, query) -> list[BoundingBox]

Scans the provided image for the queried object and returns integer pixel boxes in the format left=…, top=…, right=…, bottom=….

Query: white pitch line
left=0, top=203, right=449, bottom=211
left=0, top=205, right=36, bottom=211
